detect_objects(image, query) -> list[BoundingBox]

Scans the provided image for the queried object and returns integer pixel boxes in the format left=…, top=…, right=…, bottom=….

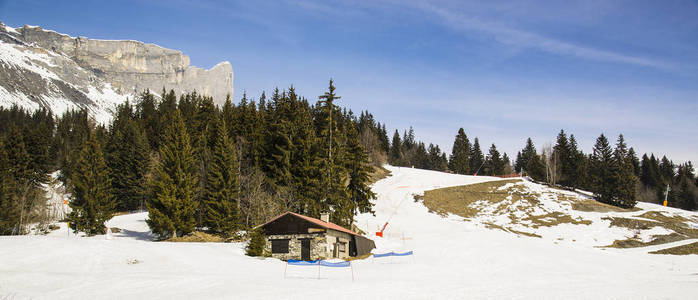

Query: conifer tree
left=346, top=123, right=376, bottom=223
left=5, top=125, right=34, bottom=234
left=389, top=130, right=402, bottom=165
left=611, top=135, right=638, bottom=208
left=0, top=137, right=19, bottom=235
left=203, top=118, right=240, bottom=236
left=67, top=135, right=115, bottom=235
left=106, top=102, right=150, bottom=211
left=246, top=228, right=267, bottom=256
left=553, top=130, right=571, bottom=186
left=470, top=138, right=484, bottom=175
left=485, top=143, right=504, bottom=176
left=567, top=135, right=585, bottom=188
left=146, top=110, right=199, bottom=239
left=628, top=147, right=640, bottom=177
left=449, top=128, right=471, bottom=174
left=591, top=134, right=615, bottom=204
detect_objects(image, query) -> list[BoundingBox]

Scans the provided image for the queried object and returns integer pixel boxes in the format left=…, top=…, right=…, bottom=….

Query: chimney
left=320, top=212, right=330, bottom=223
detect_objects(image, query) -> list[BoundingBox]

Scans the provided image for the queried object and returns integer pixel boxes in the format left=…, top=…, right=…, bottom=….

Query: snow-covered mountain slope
left=0, top=166, right=696, bottom=299
left=0, top=23, right=127, bottom=123
left=0, top=21, right=234, bottom=123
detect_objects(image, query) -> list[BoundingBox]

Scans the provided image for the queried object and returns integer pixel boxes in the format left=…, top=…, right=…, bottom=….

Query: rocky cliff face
left=0, top=21, right=234, bottom=122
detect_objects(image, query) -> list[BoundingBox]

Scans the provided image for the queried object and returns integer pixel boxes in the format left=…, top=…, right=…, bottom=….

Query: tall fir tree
left=146, top=110, right=199, bottom=239
left=553, top=130, right=572, bottom=186
left=484, top=143, right=504, bottom=176
left=591, top=134, right=615, bottom=205
left=448, top=128, right=471, bottom=174
left=470, top=138, right=484, bottom=175
left=203, top=118, right=240, bottom=236
left=0, top=137, right=19, bottom=235
left=346, top=123, right=376, bottom=225
left=389, top=130, right=402, bottom=166
left=611, top=134, right=638, bottom=208
left=67, top=135, right=115, bottom=235
left=106, top=101, right=150, bottom=211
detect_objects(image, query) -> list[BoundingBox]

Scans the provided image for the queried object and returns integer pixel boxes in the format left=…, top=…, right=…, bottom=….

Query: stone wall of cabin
left=265, top=233, right=328, bottom=261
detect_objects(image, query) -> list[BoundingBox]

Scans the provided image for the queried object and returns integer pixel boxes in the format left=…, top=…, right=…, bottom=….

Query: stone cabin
left=257, top=212, right=376, bottom=261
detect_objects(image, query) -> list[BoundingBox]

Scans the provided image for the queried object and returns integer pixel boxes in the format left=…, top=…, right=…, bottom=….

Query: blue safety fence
left=319, top=260, right=351, bottom=268
left=287, top=260, right=351, bottom=267
left=372, top=252, right=393, bottom=258
left=287, top=260, right=319, bottom=266
left=372, top=250, right=414, bottom=257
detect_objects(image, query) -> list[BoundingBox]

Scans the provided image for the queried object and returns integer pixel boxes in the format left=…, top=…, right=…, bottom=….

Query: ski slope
left=1, top=166, right=696, bottom=299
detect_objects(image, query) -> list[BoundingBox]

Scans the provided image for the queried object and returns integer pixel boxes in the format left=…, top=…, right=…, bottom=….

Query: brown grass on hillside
left=602, top=211, right=698, bottom=248
left=570, top=198, right=639, bottom=212
left=423, top=179, right=521, bottom=218
left=483, top=222, right=542, bottom=238
left=369, top=166, right=392, bottom=185
left=166, top=231, right=225, bottom=243
left=650, top=242, right=698, bottom=255
left=523, top=212, right=592, bottom=228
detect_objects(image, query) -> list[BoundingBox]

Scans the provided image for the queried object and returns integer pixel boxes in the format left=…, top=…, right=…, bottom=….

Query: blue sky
left=2, top=0, right=697, bottom=163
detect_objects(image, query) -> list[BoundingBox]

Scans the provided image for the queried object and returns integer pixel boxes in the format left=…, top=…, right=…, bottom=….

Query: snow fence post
left=284, top=261, right=288, bottom=279
left=350, top=261, right=354, bottom=282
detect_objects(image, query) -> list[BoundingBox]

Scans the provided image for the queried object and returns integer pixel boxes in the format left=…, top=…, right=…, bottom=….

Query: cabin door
left=301, top=239, right=311, bottom=261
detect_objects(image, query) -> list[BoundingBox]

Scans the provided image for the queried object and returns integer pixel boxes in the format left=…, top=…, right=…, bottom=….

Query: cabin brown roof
left=259, top=211, right=359, bottom=236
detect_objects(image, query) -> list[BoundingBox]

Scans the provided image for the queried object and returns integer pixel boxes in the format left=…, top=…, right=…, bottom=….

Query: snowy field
left=1, top=166, right=697, bottom=299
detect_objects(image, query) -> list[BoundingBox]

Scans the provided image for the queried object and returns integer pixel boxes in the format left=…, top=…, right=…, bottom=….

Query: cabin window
left=338, top=242, right=346, bottom=252
left=271, top=239, right=290, bottom=253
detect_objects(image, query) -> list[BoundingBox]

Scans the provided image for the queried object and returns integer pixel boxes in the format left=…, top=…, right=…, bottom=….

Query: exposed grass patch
left=369, top=166, right=392, bottom=185
left=166, top=231, right=225, bottom=243
left=602, top=217, right=659, bottom=231
left=423, top=179, right=594, bottom=238
left=524, top=212, right=592, bottom=228
left=638, top=211, right=690, bottom=224
left=603, top=211, right=698, bottom=248
left=571, top=199, right=640, bottom=212
left=605, top=233, right=687, bottom=248
left=483, top=222, right=542, bottom=238
left=650, top=242, right=698, bottom=255
left=423, top=179, right=521, bottom=218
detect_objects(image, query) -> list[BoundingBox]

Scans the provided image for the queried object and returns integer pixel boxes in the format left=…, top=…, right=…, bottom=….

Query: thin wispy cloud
left=412, top=2, right=674, bottom=70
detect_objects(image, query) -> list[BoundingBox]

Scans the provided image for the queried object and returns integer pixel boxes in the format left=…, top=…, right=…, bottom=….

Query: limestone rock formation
left=0, top=21, right=234, bottom=122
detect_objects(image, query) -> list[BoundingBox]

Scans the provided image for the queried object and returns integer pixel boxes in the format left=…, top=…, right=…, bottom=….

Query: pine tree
left=0, top=137, right=20, bottom=235
left=470, top=138, right=484, bottom=175
left=448, top=128, right=471, bottom=174
left=389, top=130, right=402, bottom=165
left=68, top=135, right=115, bottom=235
left=5, top=125, right=35, bottom=235
left=146, top=110, right=199, bottom=239
left=553, top=130, right=571, bottom=186
left=106, top=102, right=150, bottom=212
left=202, top=118, right=240, bottom=236
left=591, top=134, right=614, bottom=205
left=567, top=135, right=585, bottom=189
left=611, top=134, right=638, bottom=208
left=246, top=228, right=267, bottom=256
left=346, top=123, right=376, bottom=223
left=428, top=143, right=447, bottom=171
left=628, top=147, right=640, bottom=177
left=485, top=143, right=504, bottom=176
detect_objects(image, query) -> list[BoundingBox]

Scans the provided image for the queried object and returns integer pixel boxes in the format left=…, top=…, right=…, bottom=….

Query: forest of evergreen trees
left=0, top=81, right=696, bottom=237
left=0, top=80, right=379, bottom=238
left=387, top=127, right=696, bottom=210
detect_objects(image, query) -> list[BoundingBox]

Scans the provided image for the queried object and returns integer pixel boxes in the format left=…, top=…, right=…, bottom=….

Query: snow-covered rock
left=0, top=21, right=234, bottom=123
